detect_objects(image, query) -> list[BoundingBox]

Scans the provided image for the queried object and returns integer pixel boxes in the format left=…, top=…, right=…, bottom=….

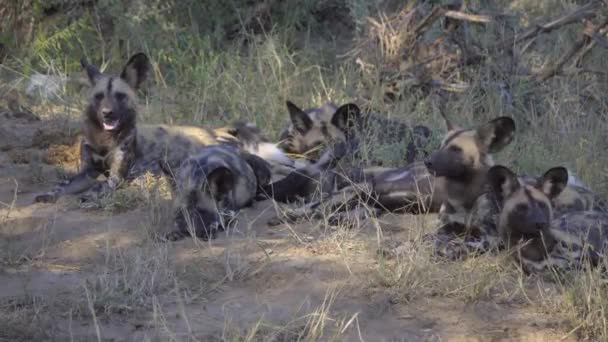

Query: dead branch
left=591, top=33, right=608, bottom=48
left=574, top=25, right=608, bottom=66
left=496, top=2, right=602, bottom=49
left=444, top=10, right=491, bottom=23
left=536, top=19, right=608, bottom=82
left=413, top=6, right=446, bottom=38
left=414, top=4, right=493, bottom=38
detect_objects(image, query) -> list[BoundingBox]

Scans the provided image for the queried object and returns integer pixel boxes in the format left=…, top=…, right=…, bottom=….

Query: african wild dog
left=33, top=53, right=285, bottom=204
left=423, top=116, right=516, bottom=257
left=278, top=101, right=432, bottom=166
left=217, top=120, right=311, bottom=181
left=262, top=100, right=434, bottom=212
left=488, top=165, right=608, bottom=273
left=425, top=117, right=515, bottom=231
left=159, top=145, right=269, bottom=241
left=424, top=112, right=606, bottom=259
left=519, top=174, right=607, bottom=215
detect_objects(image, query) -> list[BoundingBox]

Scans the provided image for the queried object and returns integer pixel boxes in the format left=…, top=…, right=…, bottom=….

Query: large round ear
left=487, top=165, right=520, bottom=204
left=81, top=57, right=101, bottom=85
left=331, top=103, right=360, bottom=132
left=206, top=167, right=235, bottom=200
left=159, top=160, right=177, bottom=189
left=120, top=53, right=150, bottom=90
left=476, top=117, right=515, bottom=153
left=286, top=101, right=313, bottom=135
left=538, top=167, right=568, bottom=199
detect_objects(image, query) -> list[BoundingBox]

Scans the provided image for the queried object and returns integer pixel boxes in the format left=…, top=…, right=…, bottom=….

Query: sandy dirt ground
left=0, top=112, right=577, bottom=341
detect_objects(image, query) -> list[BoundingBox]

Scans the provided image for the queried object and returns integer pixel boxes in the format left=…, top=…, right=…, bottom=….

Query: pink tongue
left=103, top=121, right=118, bottom=130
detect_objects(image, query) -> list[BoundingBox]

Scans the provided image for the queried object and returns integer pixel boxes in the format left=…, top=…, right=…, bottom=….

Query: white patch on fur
left=522, top=256, right=568, bottom=272
left=385, top=191, right=417, bottom=198
left=550, top=227, right=583, bottom=246
left=483, top=154, right=495, bottom=167
left=385, top=170, right=411, bottom=182
left=566, top=169, right=588, bottom=189
left=249, top=143, right=294, bottom=167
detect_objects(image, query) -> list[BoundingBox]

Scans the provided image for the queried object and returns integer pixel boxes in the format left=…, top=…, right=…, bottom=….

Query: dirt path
left=0, top=114, right=576, bottom=341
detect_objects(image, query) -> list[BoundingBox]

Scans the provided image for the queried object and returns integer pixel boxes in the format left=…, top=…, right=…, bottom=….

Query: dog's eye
left=94, top=93, right=104, bottom=101
left=448, top=145, right=462, bottom=153
left=114, top=92, right=127, bottom=101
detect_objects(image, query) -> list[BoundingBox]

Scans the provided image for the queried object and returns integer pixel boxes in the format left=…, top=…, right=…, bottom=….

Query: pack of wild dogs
left=34, top=53, right=608, bottom=274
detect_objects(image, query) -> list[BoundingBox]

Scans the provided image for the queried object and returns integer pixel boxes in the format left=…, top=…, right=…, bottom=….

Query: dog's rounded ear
left=487, top=165, right=520, bottom=204
left=331, top=103, right=360, bottom=131
left=206, top=167, right=235, bottom=200
left=476, top=117, right=516, bottom=153
left=120, top=53, right=150, bottom=90
left=538, top=167, right=568, bottom=199
left=81, top=57, right=101, bottom=85
left=286, top=101, right=313, bottom=135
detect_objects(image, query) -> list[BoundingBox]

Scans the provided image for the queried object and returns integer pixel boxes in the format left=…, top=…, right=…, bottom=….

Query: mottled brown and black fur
left=34, top=53, right=153, bottom=203
left=33, top=54, right=278, bottom=204
left=217, top=120, right=311, bottom=181
left=264, top=150, right=445, bottom=226
left=278, top=101, right=431, bottom=166
left=489, top=165, right=608, bottom=273
left=160, top=145, right=268, bottom=241
left=424, top=116, right=516, bottom=237
left=520, top=174, right=607, bottom=215
left=405, top=114, right=519, bottom=259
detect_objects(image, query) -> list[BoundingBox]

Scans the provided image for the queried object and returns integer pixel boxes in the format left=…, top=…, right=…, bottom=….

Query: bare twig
left=536, top=19, right=608, bottom=81
left=413, top=6, right=446, bottom=38
left=574, top=25, right=608, bottom=66
left=591, top=33, right=608, bottom=48
left=496, top=2, right=602, bottom=49
left=444, top=10, right=491, bottom=23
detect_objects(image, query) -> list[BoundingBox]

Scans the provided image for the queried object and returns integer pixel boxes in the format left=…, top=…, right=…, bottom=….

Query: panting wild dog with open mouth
left=33, top=53, right=295, bottom=204
left=159, top=144, right=269, bottom=241
left=488, top=165, right=608, bottom=273
left=424, top=114, right=606, bottom=260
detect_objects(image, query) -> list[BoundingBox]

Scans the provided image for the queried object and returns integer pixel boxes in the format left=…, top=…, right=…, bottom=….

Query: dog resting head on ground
left=488, top=165, right=566, bottom=268
left=488, top=165, right=608, bottom=273
left=160, top=145, right=268, bottom=241
left=519, top=173, right=607, bottom=215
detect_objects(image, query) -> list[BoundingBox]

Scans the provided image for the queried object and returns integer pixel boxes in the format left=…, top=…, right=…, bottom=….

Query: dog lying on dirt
left=263, top=113, right=511, bottom=225
left=278, top=101, right=432, bottom=166
left=159, top=144, right=270, bottom=241
left=33, top=53, right=299, bottom=204
left=422, top=114, right=606, bottom=260
left=489, top=165, right=608, bottom=273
